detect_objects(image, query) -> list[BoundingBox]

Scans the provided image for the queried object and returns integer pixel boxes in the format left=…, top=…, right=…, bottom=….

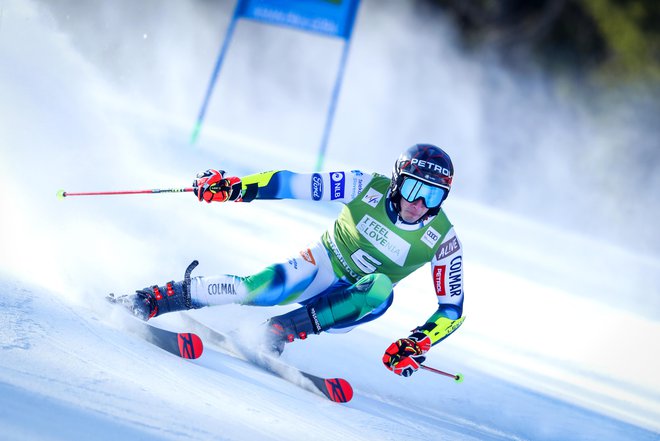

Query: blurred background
left=4, top=0, right=657, bottom=316
left=21, top=0, right=660, bottom=255
left=1, top=0, right=659, bottom=434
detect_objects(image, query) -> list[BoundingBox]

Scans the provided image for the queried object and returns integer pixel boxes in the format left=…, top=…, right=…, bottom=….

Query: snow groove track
left=2, top=276, right=658, bottom=440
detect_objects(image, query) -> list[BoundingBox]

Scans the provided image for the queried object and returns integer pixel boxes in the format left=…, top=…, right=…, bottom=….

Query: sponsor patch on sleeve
left=311, top=173, right=323, bottom=200
left=330, top=172, right=345, bottom=200
left=433, top=265, right=446, bottom=296
left=435, top=236, right=460, bottom=260
left=349, top=171, right=365, bottom=199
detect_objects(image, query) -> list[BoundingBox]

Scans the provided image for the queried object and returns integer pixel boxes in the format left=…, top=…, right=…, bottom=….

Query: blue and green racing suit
left=189, top=170, right=465, bottom=346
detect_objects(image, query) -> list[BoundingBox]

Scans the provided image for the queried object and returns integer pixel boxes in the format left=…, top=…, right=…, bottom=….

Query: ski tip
left=177, top=332, right=204, bottom=359
left=323, top=378, right=353, bottom=403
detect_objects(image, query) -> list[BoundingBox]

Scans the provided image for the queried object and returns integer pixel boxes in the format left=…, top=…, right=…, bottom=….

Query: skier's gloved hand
left=382, top=332, right=431, bottom=377
left=193, top=169, right=242, bottom=203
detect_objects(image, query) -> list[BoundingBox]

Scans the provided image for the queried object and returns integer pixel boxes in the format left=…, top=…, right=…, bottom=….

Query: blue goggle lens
left=400, top=177, right=447, bottom=208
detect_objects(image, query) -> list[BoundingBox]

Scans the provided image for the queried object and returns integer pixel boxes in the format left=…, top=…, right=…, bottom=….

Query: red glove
left=193, top=169, right=242, bottom=203
left=382, top=332, right=431, bottom=377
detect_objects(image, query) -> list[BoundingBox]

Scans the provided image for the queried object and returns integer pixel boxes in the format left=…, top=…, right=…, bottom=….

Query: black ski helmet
left=390, top=144, right=454, bottom=217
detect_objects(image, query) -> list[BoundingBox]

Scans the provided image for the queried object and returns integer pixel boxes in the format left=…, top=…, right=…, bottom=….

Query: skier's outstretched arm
left=383, top=229, right=465, bottom=377
left=193, top=169, right=372, bottom=203
left=417, top=228, right=465, bottom=340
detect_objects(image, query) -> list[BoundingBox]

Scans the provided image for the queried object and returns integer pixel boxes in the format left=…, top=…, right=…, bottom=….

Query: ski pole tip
left=454, top=373, right=464, bottom=383
left=190, top=123, right=202, bottom=145
left=56, top=189, right=66, bottom=200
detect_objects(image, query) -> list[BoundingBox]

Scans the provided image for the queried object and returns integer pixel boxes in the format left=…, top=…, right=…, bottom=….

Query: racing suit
left=189, top=169, right=465, bottom=346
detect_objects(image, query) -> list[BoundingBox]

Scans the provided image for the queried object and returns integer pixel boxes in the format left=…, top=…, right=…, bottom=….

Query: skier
left=114, top=144, right=464, bottom=377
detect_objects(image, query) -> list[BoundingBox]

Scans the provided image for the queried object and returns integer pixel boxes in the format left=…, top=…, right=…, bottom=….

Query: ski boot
left=108, top=260, right=199, bottom=320
left=265, top=306, right=320, bottom=356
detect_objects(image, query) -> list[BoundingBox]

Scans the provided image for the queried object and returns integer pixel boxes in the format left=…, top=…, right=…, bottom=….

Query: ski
left=106, top=294, right=203, bottom=360
left=302, top=374, right=353, bottom=403
left=141, top=325, right=204, bottom=360
left=180, top=314, right=353, bottom=403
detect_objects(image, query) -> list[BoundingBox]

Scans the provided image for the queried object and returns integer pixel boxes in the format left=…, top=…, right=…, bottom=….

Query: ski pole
left=56, top=187, right=196, bottom=199
left=420, top=364, right=464, bottom=383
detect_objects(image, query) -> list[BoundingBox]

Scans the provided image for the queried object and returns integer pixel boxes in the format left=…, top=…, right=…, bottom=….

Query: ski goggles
left=400, top=177, right=447, bottom=208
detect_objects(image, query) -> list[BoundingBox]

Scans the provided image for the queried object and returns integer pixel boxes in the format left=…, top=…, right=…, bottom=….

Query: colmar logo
left=448, top=256, right=462, bottom=297
left=208, top=283, right=236, bottom=295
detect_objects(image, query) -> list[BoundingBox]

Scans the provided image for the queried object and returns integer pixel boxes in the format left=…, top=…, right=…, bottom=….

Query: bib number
left=350, top=249, right=382, bottom=274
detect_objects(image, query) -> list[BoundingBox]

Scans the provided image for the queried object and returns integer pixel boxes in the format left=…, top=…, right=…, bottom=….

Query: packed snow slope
left=1, top=264, right=658, bottom=441
left=1, top=1, right=659, bottom=440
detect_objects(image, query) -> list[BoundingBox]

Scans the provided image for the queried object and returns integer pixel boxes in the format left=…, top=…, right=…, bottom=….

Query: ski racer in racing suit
left=116, top=144, right=465, bottom=378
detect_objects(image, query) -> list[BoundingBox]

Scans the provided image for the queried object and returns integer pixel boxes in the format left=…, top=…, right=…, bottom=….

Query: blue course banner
left=236, top=0, right=360, bottom=39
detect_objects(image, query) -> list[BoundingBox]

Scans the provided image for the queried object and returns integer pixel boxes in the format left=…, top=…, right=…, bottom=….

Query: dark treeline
left=417, top=0, right=660, bottom=254
left=421, top=0, right=660, bottom=86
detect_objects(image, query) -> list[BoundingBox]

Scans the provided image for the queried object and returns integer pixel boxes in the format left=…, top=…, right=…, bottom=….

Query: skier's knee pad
left=349, top=273, right=393, bottom=310
left=310, top=273, right=393, bottom=330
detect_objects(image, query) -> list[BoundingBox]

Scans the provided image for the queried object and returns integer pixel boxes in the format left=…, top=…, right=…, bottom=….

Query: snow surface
left=1, top=1, right=659, bottom=440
